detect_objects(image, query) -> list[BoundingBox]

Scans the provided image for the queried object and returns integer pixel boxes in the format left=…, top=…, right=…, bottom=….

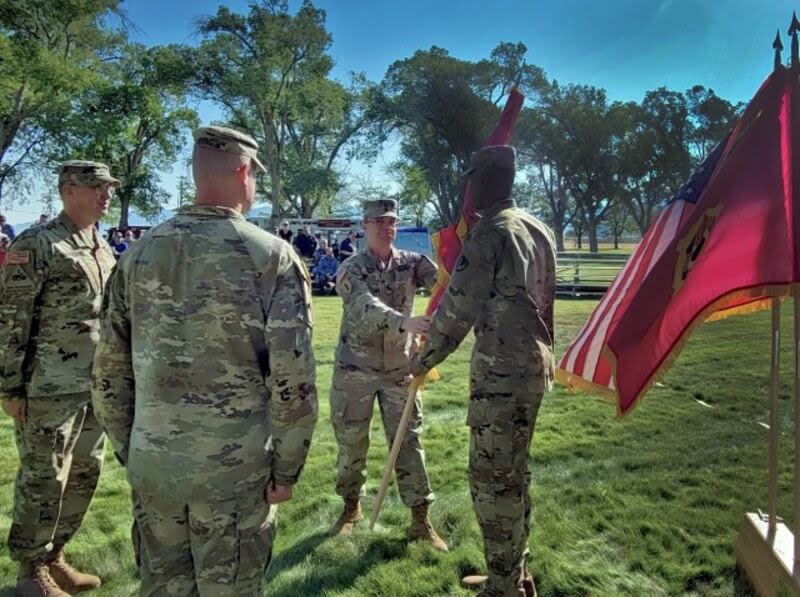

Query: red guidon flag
left=427, top=88, right=525, bottom=315
left=558, top=62, right=800, bottom=415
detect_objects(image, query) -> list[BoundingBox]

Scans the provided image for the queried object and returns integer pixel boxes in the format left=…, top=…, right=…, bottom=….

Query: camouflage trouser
left=330, top=366, right=434, bottom=508
left=9, top=393, right=105, bottom=563
left=132, top=488, right=276, bottom=597
left=468, top=389, right=544, bottom=597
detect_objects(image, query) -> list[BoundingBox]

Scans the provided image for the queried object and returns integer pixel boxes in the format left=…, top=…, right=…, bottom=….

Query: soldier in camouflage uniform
left=91, top=126, right=317, bottom=597
left=329, top=198, right=447, bottom=551
left=0, top=161, right=120, bottom=597
left=412, top=146, right=556, bottom=597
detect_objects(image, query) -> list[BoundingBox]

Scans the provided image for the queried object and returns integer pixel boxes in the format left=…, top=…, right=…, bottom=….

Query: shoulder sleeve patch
left=337, top=269, right=353, bottom=296
left=5, top=251, right=30, bottom=265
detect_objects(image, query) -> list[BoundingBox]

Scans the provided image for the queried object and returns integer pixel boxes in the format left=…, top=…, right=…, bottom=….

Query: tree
left=390, top=161, right=432, bottom=227
left=516, top=109, right=575, bottom=251
left=518, top=161, right=573, bottom=252
left=70, top=43, right=198, bottom=228
left=374, top=43, right=544, bottom=225
left=528, top=82, right=629, bottom=252
left=280, top=74, right=376, bottom=217
left=335, top=171, right=390, bottom=219
left=191, top=0, right=372, bottom=218
left=605, top=201, right=634, bottom=249
left=616, top=88, right=693, bottom=235
left=0, top=0, right=123, bottom=203
left=177, top=173, right=194, bottom=207
left=686, top=86, right=743, bottom=160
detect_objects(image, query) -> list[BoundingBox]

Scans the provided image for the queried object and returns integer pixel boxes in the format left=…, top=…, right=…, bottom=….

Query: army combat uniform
left=419, top=197, right=556, bottom=597
left=92, top=127, right=317, bottom=597
left=333, top=244, right=437, bottom=508
left=0, top=165, right=118, bottom=573
left=330, top=197, right=442, bottom=547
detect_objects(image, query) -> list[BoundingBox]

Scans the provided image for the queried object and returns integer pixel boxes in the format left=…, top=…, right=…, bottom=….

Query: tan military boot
left=48, top=550, right=101, bottom=593
left=16, top=560, right=72, bottom=597
left=408, top=504, right=448, bottom=552
left=328, top=497, right=363, bottom=536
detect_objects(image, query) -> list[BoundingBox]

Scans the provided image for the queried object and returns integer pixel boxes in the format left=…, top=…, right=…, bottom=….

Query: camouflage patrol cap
left=58, top=161, right=121, bottom=188
left=363, top=198, right=398, bottom=219
left=193, top=125, right=266, bottom=172
left=463, top=145, right=516, bottom=176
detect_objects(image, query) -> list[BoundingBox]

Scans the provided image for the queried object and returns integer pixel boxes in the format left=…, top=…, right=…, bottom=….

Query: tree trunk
left=270, top=162, right=282, bottom=217
left=301, top=197, right=313, bottom=218
left=587, top=217, right=599, bottom=253
left=118, top=192, right=130, bottom=229
left=574, top=220, right=583, bottom=249
left=551, top=209, right=565, bottom=252
left=614, top=231, right=620, bottom=249
left=555, top=225, right=565, bottom=252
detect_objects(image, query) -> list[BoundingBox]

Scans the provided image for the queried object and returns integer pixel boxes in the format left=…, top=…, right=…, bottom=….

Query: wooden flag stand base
left=734, top=299, right=800, bottom=596
left=735, top=512, right=798, bottom=595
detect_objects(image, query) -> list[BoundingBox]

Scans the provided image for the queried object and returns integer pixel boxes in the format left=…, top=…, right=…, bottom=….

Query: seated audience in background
left=0, top=213, right=15, bottom=240
left=0, top=233, right=10, bottom=266
left=278, top=221, right=293, bottom=243
left=312, top=247, right=339, bottom=292
left=338, top=230, right=357, bottom=261
left=294, top=224, right=317, bottom=258
left=111, top=231, right=128, bottom=257
left=313, top=238, right=329, bottom=265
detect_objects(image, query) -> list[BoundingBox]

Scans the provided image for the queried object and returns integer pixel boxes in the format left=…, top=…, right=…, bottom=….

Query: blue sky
left=5, top=0, right=798, bottom=224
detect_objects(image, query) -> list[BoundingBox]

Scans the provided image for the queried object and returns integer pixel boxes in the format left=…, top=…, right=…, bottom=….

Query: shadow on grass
left=0, top=587, right=13, bottom=597
left=732, top=564, right=758, bottom=597
left=266, top=533, right=409, bottom=597
left=267, top=530, right=329, bottom=579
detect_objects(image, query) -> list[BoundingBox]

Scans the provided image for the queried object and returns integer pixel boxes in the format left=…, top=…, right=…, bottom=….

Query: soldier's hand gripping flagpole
left=369, top=374, right=426, bottom=529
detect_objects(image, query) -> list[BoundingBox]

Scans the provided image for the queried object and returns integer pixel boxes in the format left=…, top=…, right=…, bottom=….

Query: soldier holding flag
left=413, top=146, right=556, bottom=597
left=329, top=198, right=447, bottom=551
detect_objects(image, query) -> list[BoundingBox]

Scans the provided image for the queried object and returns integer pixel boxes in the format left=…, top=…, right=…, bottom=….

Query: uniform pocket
left=467, top=397, right=517, bottom=481
left=234, top=504, right=276, bottom=593
left=330, top=369, right=375, bottom=425
left=189, top=507, right=239, bottom=588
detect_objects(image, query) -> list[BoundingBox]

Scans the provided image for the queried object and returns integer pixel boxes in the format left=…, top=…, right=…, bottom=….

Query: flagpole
left=795, top=295, right=800, bottom=571
left=370, top=375, right=425, bottom=529
left=769, top=299, right=781, bottom=539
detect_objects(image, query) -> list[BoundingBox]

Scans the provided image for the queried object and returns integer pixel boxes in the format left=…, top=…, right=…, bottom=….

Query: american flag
left=556, top=132, right=732, bottom=399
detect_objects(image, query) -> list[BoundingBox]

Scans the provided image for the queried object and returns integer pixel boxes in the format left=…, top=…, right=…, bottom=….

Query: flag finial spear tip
left=774, top=29, right=784, bottom=51
left=791, top=11, right=800, bottom=33
left=790, top=13, right=800, bottom=66
left=775, top=28, right=785, bottom=70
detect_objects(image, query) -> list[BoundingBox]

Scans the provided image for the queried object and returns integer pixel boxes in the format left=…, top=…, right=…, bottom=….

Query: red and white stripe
left=558, top=199, right=690, bottom=390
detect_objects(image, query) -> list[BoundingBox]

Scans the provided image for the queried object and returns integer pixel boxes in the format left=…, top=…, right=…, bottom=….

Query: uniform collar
left=55, top=211, right=99, bottom=248
left=479, top=198, right=516, bottom=218
left=177, top=205, right=245, bottom=220
left=364, top=246, right=398, bottom=270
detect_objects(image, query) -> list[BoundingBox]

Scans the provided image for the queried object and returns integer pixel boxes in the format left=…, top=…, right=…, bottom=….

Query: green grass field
left=0, top=296, right=792, bottom=596
left=561, top=242, right=640, bottom=255
left=556, top=247, right=632, bottom=288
